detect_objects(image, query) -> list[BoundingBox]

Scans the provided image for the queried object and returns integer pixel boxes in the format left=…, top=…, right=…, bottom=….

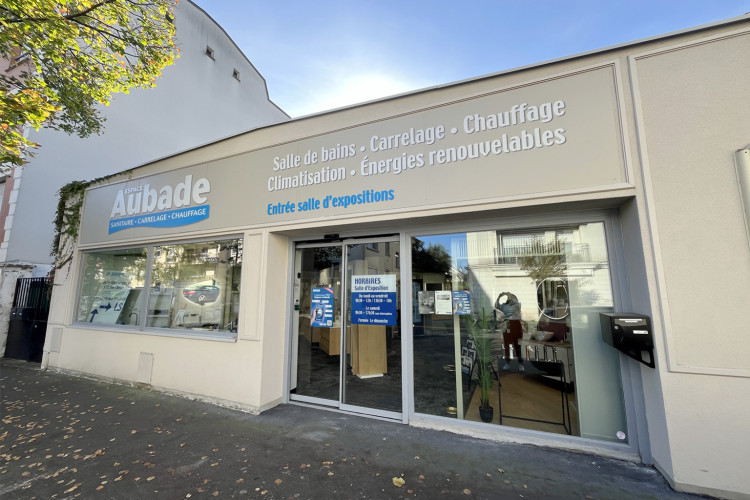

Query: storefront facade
left=45, top=16, right=750, bottom=499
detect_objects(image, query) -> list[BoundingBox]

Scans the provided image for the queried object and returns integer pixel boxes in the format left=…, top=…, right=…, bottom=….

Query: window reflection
left=147, top=239, right=242, bottom=332
left=76, top=248, right=147, bottom=325
left=412, top=222, right=627, bottom=442
left=76, top=238, right=243, bottom=335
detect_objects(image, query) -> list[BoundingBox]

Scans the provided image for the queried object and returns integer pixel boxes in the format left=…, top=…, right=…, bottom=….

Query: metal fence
left=5, top=277, right=52, bottom=362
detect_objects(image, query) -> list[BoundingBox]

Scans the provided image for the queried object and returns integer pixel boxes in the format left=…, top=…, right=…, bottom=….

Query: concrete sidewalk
left=1, top=359, right=706, bottom=499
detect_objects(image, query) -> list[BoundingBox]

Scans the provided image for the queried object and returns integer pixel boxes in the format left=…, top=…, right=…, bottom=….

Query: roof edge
left=92, top=11, right=750, bottom=181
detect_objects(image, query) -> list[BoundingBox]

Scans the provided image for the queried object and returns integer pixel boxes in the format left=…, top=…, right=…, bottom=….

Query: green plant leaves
left=0, top=0, right=178, bottom=170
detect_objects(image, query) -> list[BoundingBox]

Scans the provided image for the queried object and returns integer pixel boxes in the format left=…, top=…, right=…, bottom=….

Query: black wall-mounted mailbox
left=599, top=313, right=655, bottom=368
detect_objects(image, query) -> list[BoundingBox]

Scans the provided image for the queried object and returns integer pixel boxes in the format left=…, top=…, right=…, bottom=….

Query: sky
left=191, top=1, right=750, bottom=118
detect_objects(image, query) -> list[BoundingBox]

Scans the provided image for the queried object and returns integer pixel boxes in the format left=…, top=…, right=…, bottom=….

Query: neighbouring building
left=0, top=0, right=289, bottom=357
left=42, top=14, right=750, bottom=499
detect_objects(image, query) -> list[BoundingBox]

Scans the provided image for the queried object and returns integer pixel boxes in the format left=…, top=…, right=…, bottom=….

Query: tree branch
left=63, top=0, right=119, bottom=22
left=3, top=0, right=119, bottom=25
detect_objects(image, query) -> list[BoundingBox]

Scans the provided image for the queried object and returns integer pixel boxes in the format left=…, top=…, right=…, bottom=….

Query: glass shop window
left=146, top=238, right=242, bottom=333
left=411, top=222, right=627, bottom=443
left=76, top=247, right=148, bottom=325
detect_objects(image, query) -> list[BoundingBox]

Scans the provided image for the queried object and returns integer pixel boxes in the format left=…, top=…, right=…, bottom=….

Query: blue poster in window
left=311, top=287, right=335, bottom=327
left=351, top=274, right=397, bottom=326
left=452, top=290, right=471, bottom=315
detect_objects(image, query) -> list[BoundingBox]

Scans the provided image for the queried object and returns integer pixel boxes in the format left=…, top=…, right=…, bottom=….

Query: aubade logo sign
left=108, top=175, right=211, bottom=234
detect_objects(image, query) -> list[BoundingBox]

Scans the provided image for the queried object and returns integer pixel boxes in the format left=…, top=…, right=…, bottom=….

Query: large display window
left=411, top=222, right=627, bottom=443
left=75, top=237, right=242, bottom=336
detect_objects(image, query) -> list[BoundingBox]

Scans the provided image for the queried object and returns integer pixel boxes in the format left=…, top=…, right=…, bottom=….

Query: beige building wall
left=629, top=28, right=750, bottom=498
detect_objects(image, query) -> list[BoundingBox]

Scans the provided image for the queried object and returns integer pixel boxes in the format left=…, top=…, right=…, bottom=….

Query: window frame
left=73, top=244, right=149, bottom=328
left=72, top=234, right=243, bottom=341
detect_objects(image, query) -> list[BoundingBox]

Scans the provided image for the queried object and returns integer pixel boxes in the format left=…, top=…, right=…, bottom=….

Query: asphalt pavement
left=0, top=358, right=708, bottom=499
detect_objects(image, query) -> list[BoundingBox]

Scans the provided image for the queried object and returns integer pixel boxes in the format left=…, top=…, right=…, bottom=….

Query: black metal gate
left=4, top=277, right=51, bottom=362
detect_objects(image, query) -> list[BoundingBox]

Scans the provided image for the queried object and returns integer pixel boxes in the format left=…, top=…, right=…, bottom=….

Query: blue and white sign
left=107, top=174, right=212, bottom=234
left=311, top=287, right=335, bottom=327
left=452, top=290, right=472, bottom=315
left=109, top=205, right=210, bottom=234
left=351, top=274, right=397, bottom=326
left=89, top=270, right=130, bottom=323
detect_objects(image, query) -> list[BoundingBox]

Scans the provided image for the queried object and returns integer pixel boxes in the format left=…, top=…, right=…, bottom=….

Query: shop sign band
left=108, top=174, right=211, bottom=233
left=265, top=97, right=571, bottom=219
left=78, top=66, right=625, bottom=245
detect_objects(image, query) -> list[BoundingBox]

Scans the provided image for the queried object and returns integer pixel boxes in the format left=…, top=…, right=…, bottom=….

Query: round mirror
left=536, top=278, right=569, bottom=320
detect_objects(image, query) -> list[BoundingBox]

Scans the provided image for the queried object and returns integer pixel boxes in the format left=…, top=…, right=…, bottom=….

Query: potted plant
left=465, top=311, right=495, bottom=423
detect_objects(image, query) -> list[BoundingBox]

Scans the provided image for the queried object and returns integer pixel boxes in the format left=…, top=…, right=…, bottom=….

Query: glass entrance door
left=290, top=244, right=343, bottom=403
left=341, top=241, right=402, bottom=414
left=290, top=238, right=402, bottom=418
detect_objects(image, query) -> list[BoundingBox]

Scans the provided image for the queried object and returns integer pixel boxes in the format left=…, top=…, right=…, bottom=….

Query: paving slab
left=0, top=359, right=708, bottom=499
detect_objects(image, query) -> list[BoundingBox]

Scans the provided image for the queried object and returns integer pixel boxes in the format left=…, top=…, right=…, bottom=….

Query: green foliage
left=465, top=309, right=494, bottom=408
left=412, top=239, right=451, bottom=275
left=51, top=179, right=89, bottom=270
left=51, top=169, right=135, bottom=276
left=0, top=85, right=56, bottom=167
left=0, top=0, right=179, bottom=170
left=518, top=237, right=567, bottom=283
